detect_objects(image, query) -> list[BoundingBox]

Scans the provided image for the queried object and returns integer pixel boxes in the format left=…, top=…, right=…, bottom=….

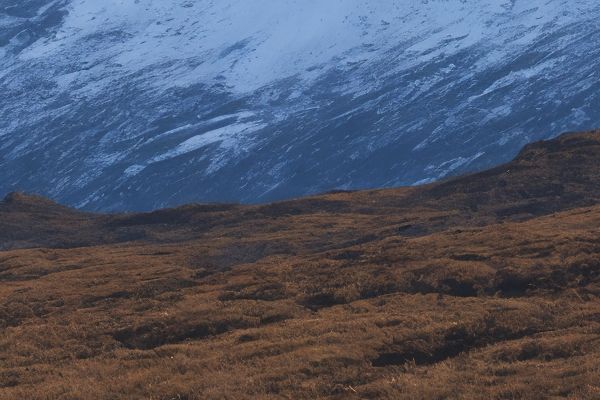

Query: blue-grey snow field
left=1, top=0, right=599, bottom=211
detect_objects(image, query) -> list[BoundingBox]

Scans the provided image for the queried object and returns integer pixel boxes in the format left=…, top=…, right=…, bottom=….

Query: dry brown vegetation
left=1, top=130, right=600, bottom=399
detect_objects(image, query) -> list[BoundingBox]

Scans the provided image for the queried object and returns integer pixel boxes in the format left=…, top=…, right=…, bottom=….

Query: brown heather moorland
left=1, top=130, right=600, bottom=399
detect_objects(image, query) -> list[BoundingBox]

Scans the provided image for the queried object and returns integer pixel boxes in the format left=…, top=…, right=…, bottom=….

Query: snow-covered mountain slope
left=1, top=0, right=600, bottom=210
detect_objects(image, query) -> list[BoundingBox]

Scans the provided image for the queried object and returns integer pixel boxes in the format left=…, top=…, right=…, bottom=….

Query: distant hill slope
left=2, top=0, right=600, bottom=210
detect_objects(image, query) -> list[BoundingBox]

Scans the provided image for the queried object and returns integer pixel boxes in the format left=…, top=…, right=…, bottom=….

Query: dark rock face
left=1, top=1, right=600, bottom=211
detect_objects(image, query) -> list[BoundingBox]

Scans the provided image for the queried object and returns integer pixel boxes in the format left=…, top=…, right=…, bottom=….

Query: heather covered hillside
left=0, top=131, right=599, bottom=399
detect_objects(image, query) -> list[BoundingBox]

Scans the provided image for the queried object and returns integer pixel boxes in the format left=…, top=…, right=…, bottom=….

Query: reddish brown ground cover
left=1, top=131, right=599, bottom=399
